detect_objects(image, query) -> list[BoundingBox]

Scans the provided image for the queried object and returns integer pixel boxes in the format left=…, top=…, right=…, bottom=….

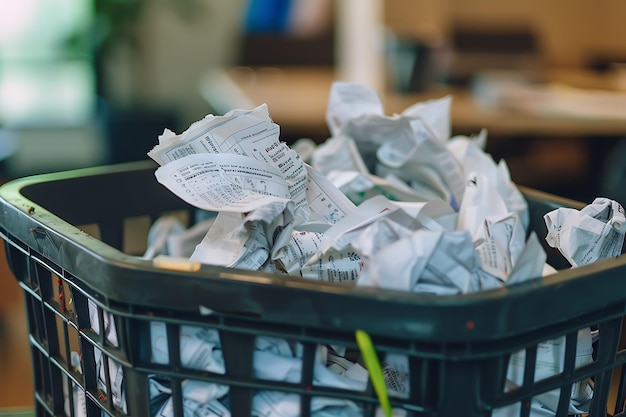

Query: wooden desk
left=203, top=66, right=335, bottom=140
left=200, top=66, right=626, bottom=201
left=211, top=66, right=626, bottom=141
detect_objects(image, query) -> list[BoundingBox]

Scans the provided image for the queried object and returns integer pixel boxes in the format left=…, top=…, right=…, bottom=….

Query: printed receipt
left=149, top=104, right=308, bottom=214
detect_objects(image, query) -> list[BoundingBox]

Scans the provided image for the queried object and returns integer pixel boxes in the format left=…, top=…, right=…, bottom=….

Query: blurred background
left=1, top=0, right=626, bottom=198
left=1, top=0, right=626, bottom=410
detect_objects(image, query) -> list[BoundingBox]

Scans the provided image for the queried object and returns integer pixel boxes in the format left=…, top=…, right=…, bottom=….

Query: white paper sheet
left=545, top=197, right=626, bottom=266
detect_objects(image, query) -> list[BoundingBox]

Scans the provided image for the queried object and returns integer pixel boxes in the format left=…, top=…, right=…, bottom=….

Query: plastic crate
left=1, top=160, right=626, bottom=417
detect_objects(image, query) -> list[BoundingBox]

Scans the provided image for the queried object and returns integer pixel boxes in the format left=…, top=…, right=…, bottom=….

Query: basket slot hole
left=66, top=326, right=83, bottom=379
left=150, top=322, right=171, bottom=367
left=62, top=351, right=87, bottom=417
left=87, top=299, right=119, bottom=347
left=51, top=272, right=74, bottom=318
left=382, top=352, right=410, bottom=399
left=253, top=335, right=302, bottom=383
left=314, top=343, right=368, bottom=393
left=93, top=347, right=128, bottom=415
left=149, top=375, right=229, bottom=417
left=150, top=322, right=225, bottom=375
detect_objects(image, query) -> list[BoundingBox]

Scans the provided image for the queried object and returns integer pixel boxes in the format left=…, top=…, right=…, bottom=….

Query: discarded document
left=545, top=197, right=626, bottom=266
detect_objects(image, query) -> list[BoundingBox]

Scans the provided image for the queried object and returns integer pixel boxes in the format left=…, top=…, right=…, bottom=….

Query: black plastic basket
left=1, top=160, right=626, bottom=417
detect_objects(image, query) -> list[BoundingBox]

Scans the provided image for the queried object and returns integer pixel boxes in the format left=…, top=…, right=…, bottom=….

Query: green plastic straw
left=355, top=329, right=392, bottom=417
